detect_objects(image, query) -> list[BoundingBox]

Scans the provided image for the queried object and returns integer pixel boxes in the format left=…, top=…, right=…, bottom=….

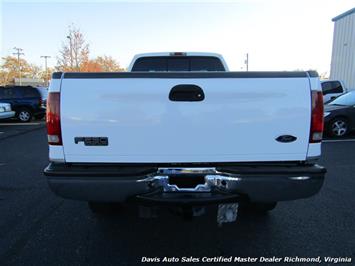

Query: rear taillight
left=46, top=92, right=62, bottom=145
left=310, top=91, right=324, bottom=143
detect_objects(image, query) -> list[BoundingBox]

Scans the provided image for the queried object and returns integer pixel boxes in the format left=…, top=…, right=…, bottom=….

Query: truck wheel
left=248, top=202, right=277, bottom=213
left=328, top=117, right=349, bottom=137
left=88, top=201, right=121, bottom=214
left=17, top=108, right=33, bottom=122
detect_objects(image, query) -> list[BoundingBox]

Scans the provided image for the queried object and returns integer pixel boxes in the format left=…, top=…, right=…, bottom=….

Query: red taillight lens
left=310, top=91, right=324, bottom=143
left=46, top=92, right=62, bottom=145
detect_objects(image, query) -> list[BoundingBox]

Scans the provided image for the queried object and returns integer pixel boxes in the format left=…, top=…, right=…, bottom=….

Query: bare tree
left=56, top=25, right=89, bottom=71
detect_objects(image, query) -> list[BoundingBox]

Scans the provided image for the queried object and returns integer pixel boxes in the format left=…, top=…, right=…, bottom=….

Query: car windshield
left=328, top=91, right=355, bottom=106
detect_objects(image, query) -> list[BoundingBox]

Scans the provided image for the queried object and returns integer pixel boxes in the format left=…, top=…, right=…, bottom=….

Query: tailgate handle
left=169, top=84, right=205, bottom=102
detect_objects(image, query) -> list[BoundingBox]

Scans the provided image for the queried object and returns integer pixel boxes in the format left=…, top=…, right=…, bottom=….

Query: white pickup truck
left=321, top=79, right=347, bottom=103
left=44, top=52, right=326, bottom=223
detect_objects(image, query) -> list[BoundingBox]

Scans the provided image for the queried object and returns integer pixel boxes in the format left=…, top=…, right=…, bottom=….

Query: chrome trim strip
left=288, top=176, right=311, bottom=180
left=143, top=167, right=241, bottom=192
left=139, top=167, right=312, bottom=192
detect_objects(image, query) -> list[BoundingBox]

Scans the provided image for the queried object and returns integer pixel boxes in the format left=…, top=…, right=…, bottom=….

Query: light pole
left=13, top=47, right=24, bottom=85
left=67, top=35, right=73, bottom=69
left=244, top=53, right=249, bottom=72
left=40, top=55, right=51, bottom=86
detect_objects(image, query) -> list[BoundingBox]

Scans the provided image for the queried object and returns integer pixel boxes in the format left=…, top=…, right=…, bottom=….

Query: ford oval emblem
left=276, top=135, right=297, bottom=143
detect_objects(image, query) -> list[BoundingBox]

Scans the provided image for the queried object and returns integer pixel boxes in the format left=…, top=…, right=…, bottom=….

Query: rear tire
left=17, top=108, right=33, bottom=122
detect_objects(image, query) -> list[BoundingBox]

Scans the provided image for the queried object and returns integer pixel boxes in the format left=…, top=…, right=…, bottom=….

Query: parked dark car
left=324, top=91, right=355, bottom=137
left=0, top=86, right=46, bottom=122
left=36, top=86, right=48, bottom=106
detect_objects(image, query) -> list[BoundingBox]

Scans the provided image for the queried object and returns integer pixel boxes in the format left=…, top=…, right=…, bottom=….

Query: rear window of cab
left=131, top=56, right=225, bottom=72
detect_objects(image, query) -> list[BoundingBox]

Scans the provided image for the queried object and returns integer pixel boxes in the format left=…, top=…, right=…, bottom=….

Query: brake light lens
left=46, top=92, right=62, bottom=145
left=169, top=52, right=186, bottom=56
left=310, top=91, right=324, bottom=143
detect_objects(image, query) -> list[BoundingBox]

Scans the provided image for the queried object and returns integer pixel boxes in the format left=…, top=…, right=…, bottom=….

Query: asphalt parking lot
left=0, top=122, right=354, bottom=265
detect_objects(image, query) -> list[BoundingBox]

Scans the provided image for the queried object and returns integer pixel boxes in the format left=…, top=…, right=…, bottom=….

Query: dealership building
left=330, top=7, right=355, bottom=91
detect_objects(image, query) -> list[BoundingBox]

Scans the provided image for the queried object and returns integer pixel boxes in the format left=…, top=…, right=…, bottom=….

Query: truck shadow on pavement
left=86, top=205, right=275, bottom=264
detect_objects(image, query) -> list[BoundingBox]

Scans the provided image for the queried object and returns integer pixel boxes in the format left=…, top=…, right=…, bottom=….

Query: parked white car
left=321, top=80, right=347, bottom=103
left=0, top=102, right=15, bottom=120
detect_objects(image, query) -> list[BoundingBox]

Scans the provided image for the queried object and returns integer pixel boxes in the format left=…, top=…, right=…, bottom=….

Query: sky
left=0, top=0, right=354, bottom=75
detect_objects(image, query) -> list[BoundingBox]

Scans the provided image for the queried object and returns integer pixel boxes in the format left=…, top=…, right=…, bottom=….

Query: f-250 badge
left=74, top=137, right=108, bottom=146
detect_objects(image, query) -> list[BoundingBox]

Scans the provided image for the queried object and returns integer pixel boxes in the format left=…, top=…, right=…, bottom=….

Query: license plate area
left=168, top=175, right=206, bottom=189
left=153, top=168, right=238, bottom=192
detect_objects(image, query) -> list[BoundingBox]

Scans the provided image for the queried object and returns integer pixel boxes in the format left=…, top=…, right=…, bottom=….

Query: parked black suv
left=0, top=86, right=46, bottom=122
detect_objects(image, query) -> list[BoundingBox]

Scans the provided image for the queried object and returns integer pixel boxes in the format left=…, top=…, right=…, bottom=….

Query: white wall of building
left=13, top=78, right=44, bottom=86
left=330, top=8, right=355, bottom=91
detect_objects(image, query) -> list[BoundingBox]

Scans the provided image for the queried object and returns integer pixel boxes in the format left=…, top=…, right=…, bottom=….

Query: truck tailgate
left=60, top=73, right=311, bottom=163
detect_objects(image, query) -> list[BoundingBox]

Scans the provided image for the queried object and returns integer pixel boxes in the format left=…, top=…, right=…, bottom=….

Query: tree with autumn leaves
left=0, top=56, right=48, bottom=86
left=0, top=25, right=124, bottom=86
